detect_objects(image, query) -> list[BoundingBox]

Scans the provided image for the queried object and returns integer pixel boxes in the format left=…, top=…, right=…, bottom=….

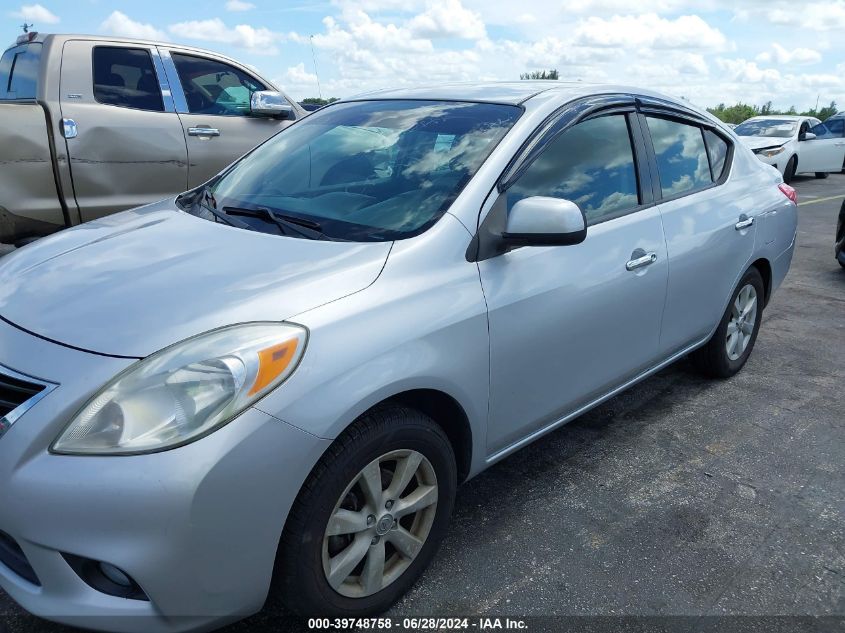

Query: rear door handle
left=626, top=251, right=658, bottom=271
left=188, top=127, right=220, bottom=137
left=735, top=216, right=754, bottom=230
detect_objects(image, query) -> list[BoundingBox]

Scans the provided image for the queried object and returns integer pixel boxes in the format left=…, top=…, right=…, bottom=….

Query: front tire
left=815, top=172, right=829, bottom=179
left=275, top=405, right=457, bottom=617
left=692, top=267, right=765, bottom=379
left=783, top=156, right=797, bottom=184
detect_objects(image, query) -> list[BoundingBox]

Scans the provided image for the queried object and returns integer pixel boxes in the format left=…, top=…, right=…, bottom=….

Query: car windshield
left=192, top=100, right=521, bottom=241
left=734, top=119, right=797, bottom=138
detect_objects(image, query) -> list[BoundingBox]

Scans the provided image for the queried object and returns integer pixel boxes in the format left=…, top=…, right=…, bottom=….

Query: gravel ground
left=1, top=175, right=843, bottom=633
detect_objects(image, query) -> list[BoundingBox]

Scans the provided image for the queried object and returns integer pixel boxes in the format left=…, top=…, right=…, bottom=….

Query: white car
left=734, top=115, right=845, bottom=183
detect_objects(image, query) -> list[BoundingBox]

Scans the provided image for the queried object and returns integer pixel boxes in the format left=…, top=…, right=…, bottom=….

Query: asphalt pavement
left=1, top=175, right=843, bottom=633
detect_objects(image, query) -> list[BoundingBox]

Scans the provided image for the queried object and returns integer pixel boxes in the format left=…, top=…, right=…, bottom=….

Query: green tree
left=301, top=97, right=339, bottom=105
left=520, top=70, right=559, bottom=80
left=817, top=100, right=838, bottom=120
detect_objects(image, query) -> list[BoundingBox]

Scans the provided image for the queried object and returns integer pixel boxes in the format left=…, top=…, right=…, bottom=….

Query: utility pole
left=815, top=94, right=820, bottom=113
left=21, top=22, right=33, bottom=33
left=309, top=35, right=322, bottom=101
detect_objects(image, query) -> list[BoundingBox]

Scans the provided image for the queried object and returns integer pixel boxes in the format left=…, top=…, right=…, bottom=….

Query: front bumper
left=0, top=319, right=330, bottom=632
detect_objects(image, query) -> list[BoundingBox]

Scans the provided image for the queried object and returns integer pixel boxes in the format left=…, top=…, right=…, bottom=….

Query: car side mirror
left=802, top=132, right=817, bottom=141
left=250, top=91, right=294, bottom=119
left=502, top=196, right=587, bottom=247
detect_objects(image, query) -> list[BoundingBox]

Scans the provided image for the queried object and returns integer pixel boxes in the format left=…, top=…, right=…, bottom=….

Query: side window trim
left=90, top=45, right=168, bottom=113
left=158, top=48, right=189, bottom=114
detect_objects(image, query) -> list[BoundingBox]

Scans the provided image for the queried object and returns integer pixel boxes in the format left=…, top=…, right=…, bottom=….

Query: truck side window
left=92, top=47, right=164, bottom=112
left=171, top=53, right=267, bottom=117
left=0, top=43, right=42, bottom=100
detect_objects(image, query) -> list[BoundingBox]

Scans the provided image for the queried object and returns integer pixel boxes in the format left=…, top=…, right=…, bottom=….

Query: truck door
left=159, top=49, right=297, bottom=188
left=59, top=40, right=188, bottom=221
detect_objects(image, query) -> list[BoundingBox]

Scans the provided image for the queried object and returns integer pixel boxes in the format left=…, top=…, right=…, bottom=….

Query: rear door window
left=93, top=47, right=164, bottom=112
left=0, top=43, right=42, bottom=100
left=646, top=117, right=712, bottom=197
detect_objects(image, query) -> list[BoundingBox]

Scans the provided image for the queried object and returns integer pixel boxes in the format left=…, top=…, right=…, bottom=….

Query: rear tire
left=692, top=267, right=765, bottom=379
left=783, top=156, right=797, bottom=184
left=815, top=172, right=829, bottom=179
left=274, top=405, right=457, bottom=617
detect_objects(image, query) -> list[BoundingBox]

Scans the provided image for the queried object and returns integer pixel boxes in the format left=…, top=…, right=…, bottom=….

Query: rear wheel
left=815, top=172, right=829, bottom=179
left=783, top=156, right=797, bottom=184
left=275, top=405, right=457, bottom=617
left=692, top=267, right=765, bottom=379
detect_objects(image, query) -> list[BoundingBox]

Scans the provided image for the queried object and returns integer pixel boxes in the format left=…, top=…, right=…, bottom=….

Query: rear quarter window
left=0, top=43, right=42, bottom=100
left=703, top=129, right=729, bottom=181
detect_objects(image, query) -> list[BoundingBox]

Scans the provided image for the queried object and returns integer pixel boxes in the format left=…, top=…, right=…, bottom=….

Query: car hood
left=0, top=203, right=391, bottom=357
left=738, top=136, right=790, bottom=151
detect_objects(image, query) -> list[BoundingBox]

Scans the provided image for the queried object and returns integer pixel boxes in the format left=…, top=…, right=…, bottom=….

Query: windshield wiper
left=223, top=206, right=332, bottom=240
left=194, top=192, right=258, bottom=232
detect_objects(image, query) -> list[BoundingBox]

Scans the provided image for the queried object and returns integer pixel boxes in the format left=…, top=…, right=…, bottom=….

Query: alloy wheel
left=322, top=449, right=438, bottom=598
left=726, top=283, right=758, bottom=361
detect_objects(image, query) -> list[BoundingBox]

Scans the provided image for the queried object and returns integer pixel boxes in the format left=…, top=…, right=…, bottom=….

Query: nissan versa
left=0, top=83, right=797, bottom=632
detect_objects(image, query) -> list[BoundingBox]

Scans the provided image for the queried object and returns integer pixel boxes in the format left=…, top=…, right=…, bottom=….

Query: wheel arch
left=750, top=257, right=773, bottom=306
left=371, top=389, right=473, bottom=483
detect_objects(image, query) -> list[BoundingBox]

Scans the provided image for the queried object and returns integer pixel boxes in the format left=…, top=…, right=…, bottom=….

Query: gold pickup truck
left=0, top=32, right=304, bottom=244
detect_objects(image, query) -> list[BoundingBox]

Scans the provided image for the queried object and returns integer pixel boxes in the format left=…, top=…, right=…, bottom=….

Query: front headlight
left=760, top=146, right=786, bottom=157
left=52, top=323, right=307, bottom=455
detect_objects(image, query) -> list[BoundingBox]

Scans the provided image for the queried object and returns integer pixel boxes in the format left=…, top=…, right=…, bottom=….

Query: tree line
left=707, top=100, right=839, bottom=124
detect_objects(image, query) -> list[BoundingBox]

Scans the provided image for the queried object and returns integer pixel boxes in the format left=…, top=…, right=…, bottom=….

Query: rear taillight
left=778, top=183, right=797, bottom=204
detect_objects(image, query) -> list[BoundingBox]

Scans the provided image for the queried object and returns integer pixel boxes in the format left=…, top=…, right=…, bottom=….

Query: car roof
left=345, top=81, right=685, bottom=106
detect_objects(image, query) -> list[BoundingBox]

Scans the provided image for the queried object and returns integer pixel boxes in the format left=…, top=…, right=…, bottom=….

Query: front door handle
left=735, top=215, right=754, bottom=230
left=626, top=250, right=658, bottom=271
left=188, top=127, right=220, bottom=137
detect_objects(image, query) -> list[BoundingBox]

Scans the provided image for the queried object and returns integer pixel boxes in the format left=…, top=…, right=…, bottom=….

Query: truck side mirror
left=250, top=91, right=294, bottom=119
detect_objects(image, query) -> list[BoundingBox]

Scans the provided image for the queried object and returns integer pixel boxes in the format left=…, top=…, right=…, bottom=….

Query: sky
left=5, top=0, right=845, bottom=111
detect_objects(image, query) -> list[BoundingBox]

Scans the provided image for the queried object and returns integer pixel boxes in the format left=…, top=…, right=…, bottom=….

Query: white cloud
left=168, top=18, right=280, bottom=53
left=225, top=0, right=255, bottom=11
left=574, top=14, right=727, bottom=50
left=755, top=43, right=821, bottom=66
left=304, top=10, right=433, bottom=54
left=407, top=0, right=486, bottom=40
left=10, top=3, right=59, bottom=25
left=100, top=11, right=166, bottom=41
left=739, top=2, right=845, bottom=31
left=716, top=58, right=781, bottom=84
left=677, top=52, right=709, bottom=75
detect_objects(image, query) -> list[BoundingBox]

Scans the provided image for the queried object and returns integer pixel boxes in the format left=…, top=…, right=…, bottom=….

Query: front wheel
left=782, top=156, right=797, bottom=184
left=274, top=405, right=457, bottom=617
left=692, top=267, right=765, bottom=379
left=815, top=172, right=830, bottom=179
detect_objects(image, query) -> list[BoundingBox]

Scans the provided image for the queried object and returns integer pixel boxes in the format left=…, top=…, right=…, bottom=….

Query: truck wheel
left=692, top=267, right=765, bottom=379
left=275, top=405, right=457, bottom=617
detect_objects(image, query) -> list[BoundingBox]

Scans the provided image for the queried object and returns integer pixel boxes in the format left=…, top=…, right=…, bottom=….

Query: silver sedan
left=0, top=82, right=797, bottom=632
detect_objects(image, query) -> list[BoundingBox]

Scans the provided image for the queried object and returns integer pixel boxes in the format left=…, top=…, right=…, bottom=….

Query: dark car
left=837, top=199, right=845, bottom=268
